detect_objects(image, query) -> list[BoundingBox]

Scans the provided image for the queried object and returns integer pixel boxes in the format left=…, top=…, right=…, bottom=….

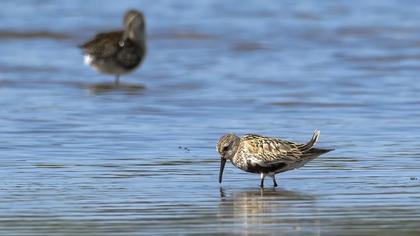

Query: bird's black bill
left=219, top=158, right=227, bottom=183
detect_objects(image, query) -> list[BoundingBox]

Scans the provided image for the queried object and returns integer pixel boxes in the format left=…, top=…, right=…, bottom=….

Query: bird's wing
left=79, top=31, right=123, bottom=58
left=115, top=39, right=143, bottom=69
left=241, top=134, right=305, bottom=166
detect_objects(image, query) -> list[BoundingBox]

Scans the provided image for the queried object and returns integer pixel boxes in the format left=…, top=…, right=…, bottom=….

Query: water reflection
left=219, top=188, right=320, bottom=235
left=85, top=83, right=146, bottom=95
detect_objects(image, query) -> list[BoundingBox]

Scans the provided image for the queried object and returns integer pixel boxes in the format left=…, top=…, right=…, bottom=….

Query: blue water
left=1, top=0, right=420, bottom=235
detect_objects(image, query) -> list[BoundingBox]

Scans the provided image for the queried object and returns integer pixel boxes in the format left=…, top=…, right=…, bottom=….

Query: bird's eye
left=222, top=146, right=229, bottom=152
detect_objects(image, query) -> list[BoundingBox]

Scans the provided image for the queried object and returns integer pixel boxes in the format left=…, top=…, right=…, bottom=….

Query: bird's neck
left=124, top=26, right=146, bottom=49
left=226, top=139, right=240, bottom=161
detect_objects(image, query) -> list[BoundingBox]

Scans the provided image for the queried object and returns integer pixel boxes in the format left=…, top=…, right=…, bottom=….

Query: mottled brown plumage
left=80, top=10, right=146, bottom=85
left=216, top=130, right=333, bottom=188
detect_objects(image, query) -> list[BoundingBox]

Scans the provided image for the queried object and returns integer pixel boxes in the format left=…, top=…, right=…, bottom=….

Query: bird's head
left=216, top=133, right=240, bottom=184
left=123, top=10, right=146, bottom=42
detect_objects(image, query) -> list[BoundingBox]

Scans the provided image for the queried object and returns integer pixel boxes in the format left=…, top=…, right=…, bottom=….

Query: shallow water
left=1, top=0, right=420, bottom=235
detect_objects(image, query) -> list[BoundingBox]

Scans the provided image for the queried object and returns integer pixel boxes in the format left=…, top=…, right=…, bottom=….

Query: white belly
left=83, top=54, right=130, bottom=75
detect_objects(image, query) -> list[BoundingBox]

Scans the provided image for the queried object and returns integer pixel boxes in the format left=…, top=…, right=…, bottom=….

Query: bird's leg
left=260, top=173, right=265, bottom=188
left=115, top=75, right=120, bottom=86
left=272, top=175, right=278, bottom=187
left=219, top=187, right=226, bottom=198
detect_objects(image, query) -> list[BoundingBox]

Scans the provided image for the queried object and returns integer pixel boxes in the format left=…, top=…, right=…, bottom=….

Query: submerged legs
left=260, top=173, right=278, bottom=188
left=260, top=173, right=265, bottom=188
left=115, top=75, right=120, bottom=86
left=272, top=175, right=278, bottom=187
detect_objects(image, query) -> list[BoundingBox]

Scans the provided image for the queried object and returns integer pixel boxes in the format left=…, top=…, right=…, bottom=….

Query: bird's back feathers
left=235, top=131, right=332, bottom=174
left=79, top=31, right=123, bottom=57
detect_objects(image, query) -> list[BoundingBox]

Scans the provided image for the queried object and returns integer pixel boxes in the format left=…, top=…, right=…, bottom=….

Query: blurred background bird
left=79, top=9, right=146, bottom=86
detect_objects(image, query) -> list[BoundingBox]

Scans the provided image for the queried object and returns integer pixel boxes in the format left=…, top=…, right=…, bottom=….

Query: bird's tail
left=300, top=130, right=320, bottom=152
left=306, top=147, right=334, bottom=156
left=292, top=131, right=333, bottom=169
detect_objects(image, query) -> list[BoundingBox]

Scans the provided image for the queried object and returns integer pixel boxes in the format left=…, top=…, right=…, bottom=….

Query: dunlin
left=80, top=10, right=146, bottom=85
left=216, top=130, right=333, bottom=188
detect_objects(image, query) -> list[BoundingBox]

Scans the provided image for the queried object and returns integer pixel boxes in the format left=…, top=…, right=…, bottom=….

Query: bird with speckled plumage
left=216, top=130, right=333, bottom=188
left=79, top=10, right=146, bottom=85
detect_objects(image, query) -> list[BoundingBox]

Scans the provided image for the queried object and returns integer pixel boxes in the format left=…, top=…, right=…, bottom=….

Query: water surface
left=1, top=0, right=420, bottom=235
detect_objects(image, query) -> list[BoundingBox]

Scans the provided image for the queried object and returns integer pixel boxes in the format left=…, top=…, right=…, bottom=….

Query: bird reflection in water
left=85, top=83, right=145, bottom=94
left=218, top=187, right=320, bottom=235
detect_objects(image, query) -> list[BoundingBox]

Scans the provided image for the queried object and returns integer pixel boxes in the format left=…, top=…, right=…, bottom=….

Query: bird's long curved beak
left=219, top=158, right=226, bottom=183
